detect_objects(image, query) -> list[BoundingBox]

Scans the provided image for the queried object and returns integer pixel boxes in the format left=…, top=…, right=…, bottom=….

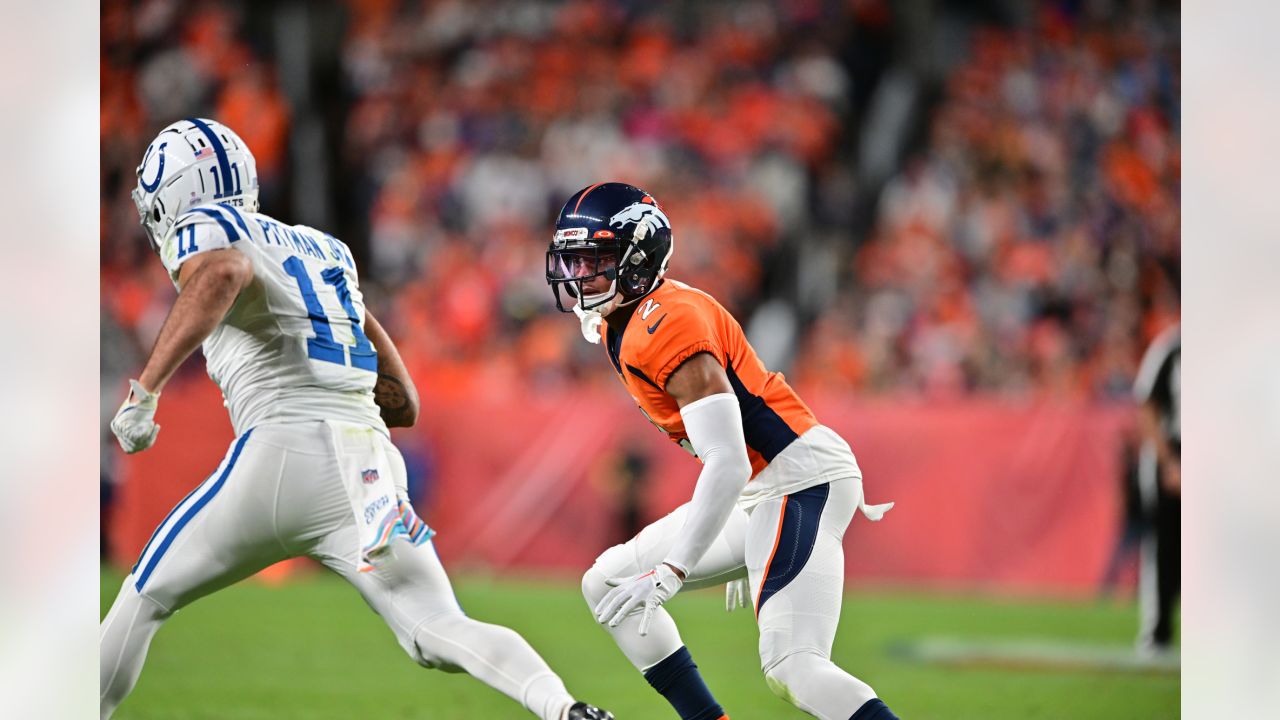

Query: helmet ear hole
left=152, top=208, right=161, bottom=222
left=620, top=269, right=647, bottom=296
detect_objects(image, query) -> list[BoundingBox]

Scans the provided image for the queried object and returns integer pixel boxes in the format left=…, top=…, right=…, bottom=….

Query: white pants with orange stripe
left=100, top=421, right=577, bottom=720
left=582, top=475, right=882, bottom=719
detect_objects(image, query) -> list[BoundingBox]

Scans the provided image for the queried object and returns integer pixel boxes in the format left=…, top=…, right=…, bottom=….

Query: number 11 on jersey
left=282, top=256, right=377, bottom=372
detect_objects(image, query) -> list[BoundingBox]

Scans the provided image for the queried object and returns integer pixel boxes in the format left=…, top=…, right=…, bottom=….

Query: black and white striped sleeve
left=1134, top=325, right=1180, bottom=404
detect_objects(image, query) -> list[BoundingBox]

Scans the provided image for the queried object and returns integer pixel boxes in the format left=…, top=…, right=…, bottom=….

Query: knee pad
left=408, top=611, right=471, bottom=672
left=582, top=543, right=632, bottom=607
left=762, top=650, right=825, bottom=700
left=581, top=566, right=611, bottom=608
left=763, top=649, right=878, bottom=712
left=131, top=587, right=175, bottom=621
left=412, top=612, right=545, bottom=676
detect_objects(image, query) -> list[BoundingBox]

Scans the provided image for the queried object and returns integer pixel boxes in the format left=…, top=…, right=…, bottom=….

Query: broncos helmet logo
left=609, top=201, right=671, bottom=242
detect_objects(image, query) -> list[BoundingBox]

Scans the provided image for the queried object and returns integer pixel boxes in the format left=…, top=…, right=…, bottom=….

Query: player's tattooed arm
left=374, top=373, right=414, bottom=427
left=364, top=310, right=420, bottom=427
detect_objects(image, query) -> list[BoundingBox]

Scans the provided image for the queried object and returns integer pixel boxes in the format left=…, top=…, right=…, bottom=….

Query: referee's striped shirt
left=1134, top=324, right=1180, bottom=457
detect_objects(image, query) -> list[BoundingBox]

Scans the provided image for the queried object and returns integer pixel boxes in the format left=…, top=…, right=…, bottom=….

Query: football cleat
left=566, top=701, right=615, bottom=720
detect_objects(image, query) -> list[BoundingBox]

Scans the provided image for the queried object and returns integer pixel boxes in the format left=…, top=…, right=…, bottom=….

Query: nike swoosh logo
left=647, top=313, right=668, bottom=334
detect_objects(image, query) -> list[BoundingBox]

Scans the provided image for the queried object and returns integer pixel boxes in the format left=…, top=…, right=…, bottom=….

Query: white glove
left=595, top=564, right=684, bottom=636
left=110, top=379, right=161, bottom=453
left=725, top=577, right=749, bottom=612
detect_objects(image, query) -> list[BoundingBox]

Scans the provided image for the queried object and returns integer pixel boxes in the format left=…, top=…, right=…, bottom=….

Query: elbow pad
left=664, top=393, right=751, bottom=574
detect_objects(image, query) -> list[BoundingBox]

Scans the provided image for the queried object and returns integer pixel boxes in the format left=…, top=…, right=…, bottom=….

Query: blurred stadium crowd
left=101, top=0, right=1179, bottom=403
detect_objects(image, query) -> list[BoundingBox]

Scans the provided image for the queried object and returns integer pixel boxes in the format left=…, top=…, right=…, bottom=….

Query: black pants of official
left=1148, top=482, right=1181, bottom=646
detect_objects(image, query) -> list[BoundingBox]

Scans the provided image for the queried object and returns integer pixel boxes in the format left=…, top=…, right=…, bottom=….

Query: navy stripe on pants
left=134, top=430, right=253, bottom=592
left=756, top=483, right=830, bottom=615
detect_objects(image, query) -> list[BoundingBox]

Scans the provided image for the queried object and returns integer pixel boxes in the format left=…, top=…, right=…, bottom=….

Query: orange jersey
left=599, top=279, right=818, bottom=477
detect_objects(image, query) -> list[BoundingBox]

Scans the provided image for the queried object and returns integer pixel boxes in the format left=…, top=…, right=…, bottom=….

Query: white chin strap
left=572, top=281, right=627, bottom=344
left=572, top=303, right=604, bottom=344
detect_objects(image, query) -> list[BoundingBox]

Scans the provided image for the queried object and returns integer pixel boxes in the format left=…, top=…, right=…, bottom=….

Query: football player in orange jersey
left=547, top=183, right=900, bottom=720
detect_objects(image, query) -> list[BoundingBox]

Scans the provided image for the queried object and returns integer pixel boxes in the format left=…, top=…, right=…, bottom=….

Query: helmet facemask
left=547, top=234, right=671, bottom=317
left=546, top=240, right=624, bottom=314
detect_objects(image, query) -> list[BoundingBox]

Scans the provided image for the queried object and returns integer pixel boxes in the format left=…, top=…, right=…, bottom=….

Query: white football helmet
left=131, top=118, right=259, bottom=251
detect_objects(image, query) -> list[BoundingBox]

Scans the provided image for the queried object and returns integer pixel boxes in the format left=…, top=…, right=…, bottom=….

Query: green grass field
left=101, top=567, right=1178, bottom=719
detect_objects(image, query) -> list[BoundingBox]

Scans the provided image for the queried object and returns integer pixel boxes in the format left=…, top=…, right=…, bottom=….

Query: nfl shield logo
left=361, top=468, right=380, bottom=484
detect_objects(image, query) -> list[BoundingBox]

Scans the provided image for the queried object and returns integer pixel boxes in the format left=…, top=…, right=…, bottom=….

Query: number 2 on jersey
left=282, top=256, right=377, bottom=372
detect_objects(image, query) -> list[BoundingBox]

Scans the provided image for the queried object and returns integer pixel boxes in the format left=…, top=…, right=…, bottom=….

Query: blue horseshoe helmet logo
left=138, top=142, right=168, bottom=193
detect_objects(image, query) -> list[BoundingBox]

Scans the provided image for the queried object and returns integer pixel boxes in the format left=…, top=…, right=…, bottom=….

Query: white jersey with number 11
left=159, top=201, right=386, bottom=437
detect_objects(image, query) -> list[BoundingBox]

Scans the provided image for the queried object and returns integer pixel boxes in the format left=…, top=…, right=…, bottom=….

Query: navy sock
left=850, top=698, right=899, bottom=720
left=642, top=646, right=726, bottom=720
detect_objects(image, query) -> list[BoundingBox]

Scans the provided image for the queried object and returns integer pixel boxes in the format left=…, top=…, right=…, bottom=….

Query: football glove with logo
left=595, top=563, right=684, bottom=636
left=110, top=380, right=161, bottom=454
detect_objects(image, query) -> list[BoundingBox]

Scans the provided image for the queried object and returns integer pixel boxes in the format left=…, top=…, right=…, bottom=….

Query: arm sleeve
left=663, top=392, right=752, bottom=575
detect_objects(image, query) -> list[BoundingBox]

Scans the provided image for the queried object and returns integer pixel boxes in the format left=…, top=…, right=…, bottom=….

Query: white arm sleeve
left=663, top=392, right=752, bottom=575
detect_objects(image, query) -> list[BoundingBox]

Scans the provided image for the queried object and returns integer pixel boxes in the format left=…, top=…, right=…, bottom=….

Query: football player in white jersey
left=100, top=119, right=613, bottom=720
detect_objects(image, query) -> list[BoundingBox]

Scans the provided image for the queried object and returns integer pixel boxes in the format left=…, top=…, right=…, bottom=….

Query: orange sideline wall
left=108, top=378, right=1132, bottom=596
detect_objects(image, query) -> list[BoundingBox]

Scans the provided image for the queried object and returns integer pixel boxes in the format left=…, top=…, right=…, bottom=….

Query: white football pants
left=100, top=421, right=575, bottom=720
left=581, top=476, right=879, bottom=720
